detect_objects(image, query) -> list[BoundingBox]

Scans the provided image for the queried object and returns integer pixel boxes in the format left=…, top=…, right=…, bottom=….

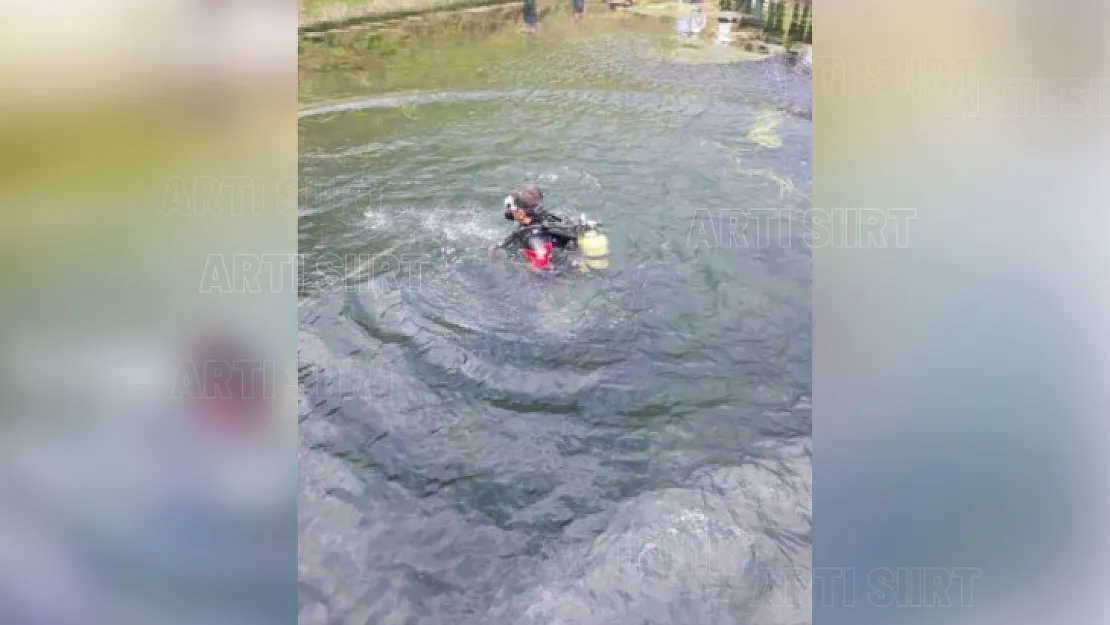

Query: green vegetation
left=714, top=0, right=811, bottom=45
left=298, top=0, right=811, bottom=105
left=300, top=0, right=514, bottom=28
left=299, top=7, right=631, bottom=104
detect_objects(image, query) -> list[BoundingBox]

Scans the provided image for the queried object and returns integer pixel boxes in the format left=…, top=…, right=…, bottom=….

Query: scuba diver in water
left=496, top=184, right=609, bottom=272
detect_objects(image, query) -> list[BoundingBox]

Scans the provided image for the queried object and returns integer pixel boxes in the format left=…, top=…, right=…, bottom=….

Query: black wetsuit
left=499, top=212, right=586, bottom=271
left=499, top=213, right=580, bottom=252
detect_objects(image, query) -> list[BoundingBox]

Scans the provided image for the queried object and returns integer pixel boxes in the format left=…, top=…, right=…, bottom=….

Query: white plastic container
left=715, top=19, right=734, bottom=44
left=675, top=15, right=691, bottom=36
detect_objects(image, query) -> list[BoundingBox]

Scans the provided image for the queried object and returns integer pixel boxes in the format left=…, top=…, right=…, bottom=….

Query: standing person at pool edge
left=523, top=0, right=538, bottom=33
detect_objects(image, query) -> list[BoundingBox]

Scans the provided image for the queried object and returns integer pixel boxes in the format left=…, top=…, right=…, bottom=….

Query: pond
left=299, top=10, right=812, bottom=624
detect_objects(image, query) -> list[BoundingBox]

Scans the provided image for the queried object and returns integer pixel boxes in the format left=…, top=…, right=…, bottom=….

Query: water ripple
left=300, top=21, right=810, bottom=625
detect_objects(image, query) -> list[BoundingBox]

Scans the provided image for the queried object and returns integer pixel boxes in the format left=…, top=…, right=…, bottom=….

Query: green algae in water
left=746, top=108, right=783, bottom=148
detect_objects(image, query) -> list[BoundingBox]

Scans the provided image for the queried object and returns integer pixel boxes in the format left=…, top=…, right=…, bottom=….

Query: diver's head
left=506, top=184, right=544, bottom=224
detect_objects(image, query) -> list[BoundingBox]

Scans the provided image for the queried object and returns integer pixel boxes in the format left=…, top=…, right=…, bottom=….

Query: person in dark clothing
left=498, top=184, right=582, bottom=271
left=522, top=0, right=538, bottom=32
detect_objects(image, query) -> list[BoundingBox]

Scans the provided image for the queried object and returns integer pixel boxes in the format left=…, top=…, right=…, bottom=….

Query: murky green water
left=299, top=13, right=811, bottom=625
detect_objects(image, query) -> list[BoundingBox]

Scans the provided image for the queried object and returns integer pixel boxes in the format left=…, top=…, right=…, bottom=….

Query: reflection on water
left=300, top=11, right=810, bottom=625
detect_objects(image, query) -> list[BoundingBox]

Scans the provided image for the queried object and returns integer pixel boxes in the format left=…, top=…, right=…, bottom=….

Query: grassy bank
left=298, top=2, right=602, bottom=103
left=300, top=0, right=518, bottom=29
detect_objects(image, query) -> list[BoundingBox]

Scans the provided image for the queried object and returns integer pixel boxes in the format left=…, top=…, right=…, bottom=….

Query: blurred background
left=1, top=0, right=1108, bottom=624
left=814, top=1, right=1109, bottom=625
left=0, top=1, right=296, bottom=624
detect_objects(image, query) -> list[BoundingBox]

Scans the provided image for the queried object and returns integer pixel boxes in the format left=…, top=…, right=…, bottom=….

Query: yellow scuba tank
left=576, top=215, right=609, bottom=271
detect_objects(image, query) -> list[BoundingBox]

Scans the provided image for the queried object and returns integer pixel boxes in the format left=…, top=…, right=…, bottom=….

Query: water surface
left=299, top=15, right=812, bottom=625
